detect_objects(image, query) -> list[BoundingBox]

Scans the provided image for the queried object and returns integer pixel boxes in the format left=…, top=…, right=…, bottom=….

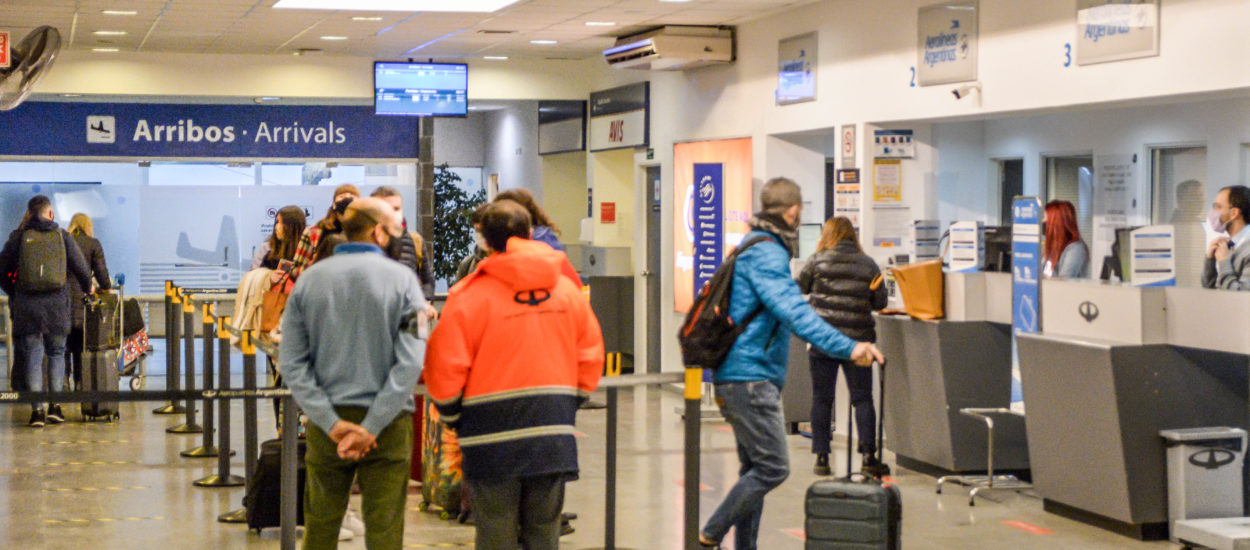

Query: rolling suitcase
left=80, top=348, right=120, bottom=421
left=84, top=292, right=121, bottom=351
left=805, top=362, right=901, bottom=550
left=244, top=438, right=307, bottom=532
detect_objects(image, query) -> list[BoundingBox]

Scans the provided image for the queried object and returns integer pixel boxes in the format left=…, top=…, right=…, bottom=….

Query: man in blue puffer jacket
left=699, top=178, right=885, bottom=550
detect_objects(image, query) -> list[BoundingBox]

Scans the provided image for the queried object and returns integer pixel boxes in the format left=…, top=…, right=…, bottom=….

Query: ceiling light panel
left=273, top=0, right=521, bottom=12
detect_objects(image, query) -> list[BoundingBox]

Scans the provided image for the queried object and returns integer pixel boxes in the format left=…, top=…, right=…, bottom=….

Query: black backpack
left=678, top=236, right=772, bottom=370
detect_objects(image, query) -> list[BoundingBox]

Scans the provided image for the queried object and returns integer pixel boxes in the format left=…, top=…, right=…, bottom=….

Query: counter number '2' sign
left=0, top=32, right=10, bottom=69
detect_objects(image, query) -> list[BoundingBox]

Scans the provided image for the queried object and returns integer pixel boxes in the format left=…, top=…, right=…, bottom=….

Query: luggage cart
left=117, top=281, right=150, bottom=391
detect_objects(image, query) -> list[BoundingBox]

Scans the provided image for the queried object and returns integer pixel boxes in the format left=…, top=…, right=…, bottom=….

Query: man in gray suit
left=1203, top=185, right=1250, bottom=290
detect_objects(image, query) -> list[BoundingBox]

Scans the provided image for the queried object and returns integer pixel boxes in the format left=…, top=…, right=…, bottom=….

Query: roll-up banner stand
left=1010, top=197, right=1043, bottom=412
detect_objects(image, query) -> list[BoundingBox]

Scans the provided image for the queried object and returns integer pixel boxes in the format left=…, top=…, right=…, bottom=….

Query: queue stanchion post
left=279, top=394, right=299, bottom=550
left=183, top=303, right=221, bottom=457
left=683, top=367, right=703, bottom=550
left=200, top=316, right=245, bottom=490
left=584, top=352, right=632, bottom=550
left=153, top=281, right=182, bottom=414
left=168, top=293, right=202, bottom=433
left=218, top=329, right=260, bottom=523
left=242, top=329, right=260, bottom=484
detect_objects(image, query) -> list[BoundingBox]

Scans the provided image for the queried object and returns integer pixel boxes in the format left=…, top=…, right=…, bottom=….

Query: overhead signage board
left=1076, top=0, right=1160, bottom=65
left=0, top=101, right=420, bottom=160
left=840, top=124, right=856, bottom=168
left=777, top=32, right=817, bottom=105
left=589, top=82, right=649, bottom=152
left=537, top=99, right=586, bottom=155
left=916, top=1, right=978, bottom=86
left=0, top=32, right=9, bottom=69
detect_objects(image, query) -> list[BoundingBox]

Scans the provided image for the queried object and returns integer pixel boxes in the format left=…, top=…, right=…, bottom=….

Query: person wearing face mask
left=1202, top=185, right=1250, bottom=290
left=698, top=178, right=884, bottom=550
left=369, top=186, right=436, bottom=299
left=280, top=197, right=427, bottom=550
left=455, top=203, right=491, bottom=284
left=289, top=183, right=360, bottom=282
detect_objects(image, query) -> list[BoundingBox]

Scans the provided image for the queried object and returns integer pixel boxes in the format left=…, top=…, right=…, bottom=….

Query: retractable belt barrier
left=2, top=282, right=708, bottom=550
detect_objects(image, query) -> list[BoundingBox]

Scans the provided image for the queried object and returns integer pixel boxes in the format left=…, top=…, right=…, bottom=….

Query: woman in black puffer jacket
left=798, top=217, right=888, bottom=476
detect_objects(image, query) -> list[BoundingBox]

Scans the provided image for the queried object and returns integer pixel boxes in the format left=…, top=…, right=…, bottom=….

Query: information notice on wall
left=835, top=168, right=862, bottom=228
left=1130, top=225, right=1176, bottom=287
left=872, top=158, right=902, bottom=204
left=1092, top=154, right=1136, bottom=268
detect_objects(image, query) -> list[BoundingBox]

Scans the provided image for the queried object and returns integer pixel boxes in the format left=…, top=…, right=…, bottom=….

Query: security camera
left=951, top=83, right=981, bottom=100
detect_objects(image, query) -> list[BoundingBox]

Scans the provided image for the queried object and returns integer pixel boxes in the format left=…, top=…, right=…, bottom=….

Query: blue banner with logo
left=1011, top=197, right=1043, bottom=334
left=692, top=163, right=724, bottom=294
left=1009, top=196, right=1043, bottom=409
left=0, top=101, right=419, bottom=159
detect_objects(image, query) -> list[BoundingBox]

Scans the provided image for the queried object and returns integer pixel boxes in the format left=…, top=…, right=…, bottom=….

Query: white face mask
left=1209, top=208, right=1230, bottom=234
left=475, top=232, right=487, bottom=251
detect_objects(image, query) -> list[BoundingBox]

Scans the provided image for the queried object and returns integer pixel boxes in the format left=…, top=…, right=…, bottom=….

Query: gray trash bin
left=1160, top=427, right=1247, bottom=540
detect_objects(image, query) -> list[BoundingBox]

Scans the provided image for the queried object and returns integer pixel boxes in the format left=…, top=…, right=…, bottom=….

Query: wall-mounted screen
left=374, top=62, right=468, bottom=117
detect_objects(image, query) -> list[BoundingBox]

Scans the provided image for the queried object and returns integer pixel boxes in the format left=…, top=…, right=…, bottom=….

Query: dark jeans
left=809, top=352, right=876, bottom=455
left=468, top=473, right=565, bottom=550
left=702, top=381, right=790, bottom=550
left=67, top=326, right=84, bottom=388
left=22, top=332, right=67, bottom=412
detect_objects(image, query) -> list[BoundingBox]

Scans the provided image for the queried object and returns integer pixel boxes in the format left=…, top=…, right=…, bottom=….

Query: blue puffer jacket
left=715, top=229, right=859, bottom=389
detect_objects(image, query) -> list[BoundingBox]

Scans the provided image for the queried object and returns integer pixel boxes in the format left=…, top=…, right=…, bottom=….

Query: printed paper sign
left=1130, top=225, right=1176, bottom=287
left=949, top=220, right=983, bottom=273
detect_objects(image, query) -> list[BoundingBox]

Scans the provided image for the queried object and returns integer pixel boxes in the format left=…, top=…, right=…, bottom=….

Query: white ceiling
left=0, top=0, right=813, bottom=60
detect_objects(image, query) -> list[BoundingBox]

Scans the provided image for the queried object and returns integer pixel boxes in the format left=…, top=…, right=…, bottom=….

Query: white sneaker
left=338, top=527, right=354, bottom=541
left=342, top=509, right=366, bottom=537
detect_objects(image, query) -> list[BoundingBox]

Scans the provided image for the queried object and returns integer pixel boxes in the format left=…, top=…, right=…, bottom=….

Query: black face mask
left=384, top=232, right=405, bottom=260
left=334, top=197, right=353, bottom=215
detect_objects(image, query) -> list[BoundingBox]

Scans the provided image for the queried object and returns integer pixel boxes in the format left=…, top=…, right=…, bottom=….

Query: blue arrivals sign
left=692, top=162, right=724, bottom=293
left=0, top=101, right=420, bottom=159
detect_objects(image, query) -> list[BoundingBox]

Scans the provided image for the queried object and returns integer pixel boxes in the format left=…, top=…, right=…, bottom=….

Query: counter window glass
left=1151, top=146, right=1207, bottom=287
left=1044, top=155, right=1094, bottom=251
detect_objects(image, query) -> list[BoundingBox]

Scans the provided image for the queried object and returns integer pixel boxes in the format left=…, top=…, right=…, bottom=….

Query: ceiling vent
left=603, top=26, right=733, bottom=71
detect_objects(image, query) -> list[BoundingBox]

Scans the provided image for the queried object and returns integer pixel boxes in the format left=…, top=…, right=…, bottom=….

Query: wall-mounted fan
left=0, top=26, right=62, bottom=111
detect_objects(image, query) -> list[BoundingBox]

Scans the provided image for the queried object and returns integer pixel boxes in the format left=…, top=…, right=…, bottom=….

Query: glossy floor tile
left=0, top=369, right=1179, bottom=549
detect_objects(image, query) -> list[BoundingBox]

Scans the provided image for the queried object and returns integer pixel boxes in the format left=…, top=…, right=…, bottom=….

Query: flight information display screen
left=374, top=62, right=468, bottom=117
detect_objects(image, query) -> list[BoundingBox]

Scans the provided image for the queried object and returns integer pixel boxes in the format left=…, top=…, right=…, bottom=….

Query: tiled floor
left=0, top=370, right=1183, bottom=550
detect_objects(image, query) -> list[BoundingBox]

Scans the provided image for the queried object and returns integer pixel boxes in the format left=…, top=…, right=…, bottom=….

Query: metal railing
left=1, top=282, right=713, bottom=550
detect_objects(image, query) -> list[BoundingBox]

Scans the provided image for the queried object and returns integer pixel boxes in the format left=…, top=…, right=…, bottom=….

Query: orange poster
left=673, top=138, right=753, bottom=312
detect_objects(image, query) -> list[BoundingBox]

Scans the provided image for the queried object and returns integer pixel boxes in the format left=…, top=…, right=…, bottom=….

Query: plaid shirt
left=289, top=226, right=323, bottom=281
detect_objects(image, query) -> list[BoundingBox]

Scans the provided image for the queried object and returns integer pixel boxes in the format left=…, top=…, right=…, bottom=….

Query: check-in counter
left=1018, top=280, right=1249, bottom=540
left=876, top=272, right=1029, bottom=475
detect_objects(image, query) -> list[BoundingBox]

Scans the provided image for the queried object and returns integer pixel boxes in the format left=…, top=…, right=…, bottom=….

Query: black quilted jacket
left=797, top=240, right=887, bottom=344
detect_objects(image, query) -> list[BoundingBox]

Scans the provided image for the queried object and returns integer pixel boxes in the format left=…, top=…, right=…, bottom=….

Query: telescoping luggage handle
left=845, top=359, right=887, bottom=480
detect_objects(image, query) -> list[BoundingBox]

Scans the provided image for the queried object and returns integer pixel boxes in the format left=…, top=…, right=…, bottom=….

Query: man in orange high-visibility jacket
left=424, top=199, right=604, bottom=550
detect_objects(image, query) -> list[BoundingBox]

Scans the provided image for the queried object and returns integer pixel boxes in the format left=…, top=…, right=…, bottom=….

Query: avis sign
left=0, top=32, right=9, bottom=69
left=589, top=82, right=649, bottom=152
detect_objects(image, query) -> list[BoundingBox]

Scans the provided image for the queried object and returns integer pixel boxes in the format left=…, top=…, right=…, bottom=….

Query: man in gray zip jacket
left=1203, top=185, right=1250, bottom=291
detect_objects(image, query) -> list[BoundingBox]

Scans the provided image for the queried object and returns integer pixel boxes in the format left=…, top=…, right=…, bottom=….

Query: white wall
left=482, top=102, right=543, bottom=201
left=587, top=0, right=1250, bottom=373
left=433, top=113, right=488, bottom=167
left=34, top=51, right=605, bottom=101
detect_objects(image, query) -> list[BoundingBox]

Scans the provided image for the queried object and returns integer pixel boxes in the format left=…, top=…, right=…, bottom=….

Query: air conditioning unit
left=603, top=26, right=733, bottom=71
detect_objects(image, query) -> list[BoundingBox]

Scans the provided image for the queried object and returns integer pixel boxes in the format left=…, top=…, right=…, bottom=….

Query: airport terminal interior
left=3, top=0, right=1250, bottom=548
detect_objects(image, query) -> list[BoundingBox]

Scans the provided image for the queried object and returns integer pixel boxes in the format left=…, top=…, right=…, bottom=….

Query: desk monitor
left=983, top=225, right=1012, bottom=273
left=374, top=62, right=468, bottom=117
